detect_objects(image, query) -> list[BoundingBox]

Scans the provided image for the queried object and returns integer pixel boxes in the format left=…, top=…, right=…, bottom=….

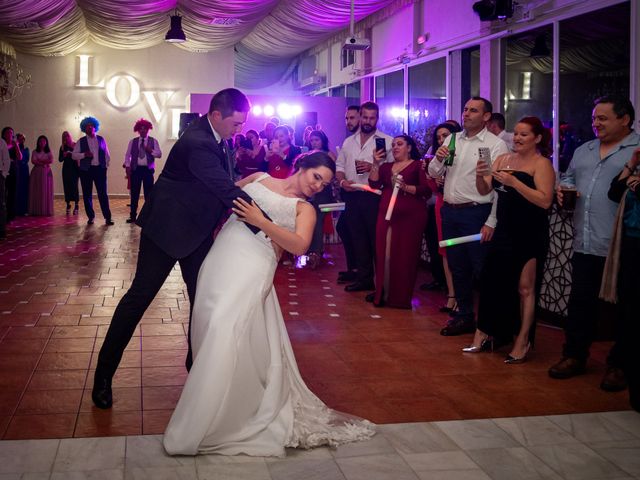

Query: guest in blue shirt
left=549, top=95, right=639, bottom=393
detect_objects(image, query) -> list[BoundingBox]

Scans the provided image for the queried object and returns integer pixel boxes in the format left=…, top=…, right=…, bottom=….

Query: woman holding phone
left=368, top=134, right=432, bottom=308
left=464, top=116, right=555, bottom=363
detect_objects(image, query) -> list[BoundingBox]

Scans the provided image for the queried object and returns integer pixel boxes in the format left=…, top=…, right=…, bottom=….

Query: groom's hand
left=232, top=198, right=266, bottom=229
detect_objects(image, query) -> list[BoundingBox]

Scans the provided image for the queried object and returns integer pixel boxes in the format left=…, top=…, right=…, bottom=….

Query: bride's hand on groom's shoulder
left=232, top=198, right=266, bottom=227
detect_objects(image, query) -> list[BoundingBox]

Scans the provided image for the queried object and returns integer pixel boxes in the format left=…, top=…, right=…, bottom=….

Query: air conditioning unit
left=298, top=74, right=325, bottom=88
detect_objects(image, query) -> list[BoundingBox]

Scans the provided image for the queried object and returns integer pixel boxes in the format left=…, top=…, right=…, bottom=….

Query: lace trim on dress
left=284, top=362, right=376, bottom=449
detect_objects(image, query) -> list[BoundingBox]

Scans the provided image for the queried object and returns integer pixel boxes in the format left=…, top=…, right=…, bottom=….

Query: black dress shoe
left=600, top=366, right=628, bottom=392
left=105, top=220, right=115, bottom=226
left=548, top=357, right=586, bottom=379
left=87, top=218, right=94, bottom=225
left=440, top=319, right=475, bottom=336
left=92, top=376, right=113, bottom=409
left=337, top=271, right=357, bottom=284
left=345, top=281, right=375, bottom=292
left=365, top=292, right=375, bottom=303
left=126, top=217, right=136, bottom=224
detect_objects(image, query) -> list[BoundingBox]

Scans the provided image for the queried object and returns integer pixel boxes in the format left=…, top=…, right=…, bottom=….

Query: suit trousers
left=562, top=252, right=622, bottom=366
left=129, top=166, right=154, bottom=219
left=95, top=232, right=214, bottom=379
left=441, top=203, right=492, bottom=322
left=342, top=190, right=379, bottom=285
left=80, top=166, right=111, bottom=221
left=336, top=193, right=357, bottom=272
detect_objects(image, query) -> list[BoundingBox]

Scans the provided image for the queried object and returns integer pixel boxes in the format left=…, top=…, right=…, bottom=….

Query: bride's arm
left=232, top=198, right=315, bottom=255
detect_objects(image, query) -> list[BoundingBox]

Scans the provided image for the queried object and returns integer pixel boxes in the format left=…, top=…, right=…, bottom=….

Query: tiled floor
left=1, top=411, right=639, bottom=479
left=0, top=198, right=634, bottom=458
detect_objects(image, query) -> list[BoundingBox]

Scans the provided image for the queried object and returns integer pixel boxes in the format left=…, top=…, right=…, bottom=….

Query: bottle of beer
left=444, top=134, right=456, bottom=166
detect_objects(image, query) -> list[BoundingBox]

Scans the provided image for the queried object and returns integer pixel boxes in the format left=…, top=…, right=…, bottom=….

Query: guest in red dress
left=368, top=135, right=432, bottom=308
left=265, top=126, right=301, bottom=179
left=235, top=129, right=266, bottom=178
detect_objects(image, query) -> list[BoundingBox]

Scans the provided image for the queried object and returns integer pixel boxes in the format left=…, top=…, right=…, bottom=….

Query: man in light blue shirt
left=549, top=95, right=639, bottom=393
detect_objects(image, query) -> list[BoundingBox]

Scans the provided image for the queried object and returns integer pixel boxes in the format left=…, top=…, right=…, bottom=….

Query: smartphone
left=478, top=147, right=491, bottom=166
left=375, top=138, right=386, bottom=153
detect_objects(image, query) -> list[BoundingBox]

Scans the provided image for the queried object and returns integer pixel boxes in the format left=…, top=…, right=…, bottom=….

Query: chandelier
left=0, top=41, right=31, bottom=103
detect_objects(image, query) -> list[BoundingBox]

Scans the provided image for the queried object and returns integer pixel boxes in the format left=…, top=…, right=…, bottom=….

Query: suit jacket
left=136, top=116, right=255, bottom=259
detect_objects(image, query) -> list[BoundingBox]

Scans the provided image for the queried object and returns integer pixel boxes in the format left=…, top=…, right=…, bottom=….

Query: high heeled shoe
left=504, top=343, right=531, bottom=364
left=462, top=336, right=493, bottom=353
left=439, top=296, right=457, bottom=313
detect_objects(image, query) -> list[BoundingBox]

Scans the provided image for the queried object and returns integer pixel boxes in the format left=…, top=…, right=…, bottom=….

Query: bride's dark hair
left=292, top=150, right=336, bottom=175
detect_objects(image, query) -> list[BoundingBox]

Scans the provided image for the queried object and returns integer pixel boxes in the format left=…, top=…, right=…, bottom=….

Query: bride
left=163, top=151, right=375, bottom=456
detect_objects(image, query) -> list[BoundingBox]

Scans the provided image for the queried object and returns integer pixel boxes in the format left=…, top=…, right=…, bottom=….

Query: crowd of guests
left=0, top=116, right=162, bottom=232
left=1, top=93, right=638, bottom=411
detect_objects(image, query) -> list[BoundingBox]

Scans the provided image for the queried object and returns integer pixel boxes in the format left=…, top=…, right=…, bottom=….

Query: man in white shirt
left=123, top=118, right=162, bottom=223
left=336, top=101, right=393, bottom=292
left=72, top=117, right=113, bottom=225
left=429, top=97, right=509, bottom=335
left=487, top=112, right=514, bottom=151
left=335, top=105, right=361, bottom=284
left=0, top=138, right=10, bottom=238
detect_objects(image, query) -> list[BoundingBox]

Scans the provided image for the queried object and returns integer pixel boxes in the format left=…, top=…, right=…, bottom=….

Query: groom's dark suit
left=95, top=115, right=256, bottom=382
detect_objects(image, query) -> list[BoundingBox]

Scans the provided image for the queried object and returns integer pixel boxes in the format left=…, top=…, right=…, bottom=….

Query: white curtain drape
left=0, top=0, right=399, bottom=87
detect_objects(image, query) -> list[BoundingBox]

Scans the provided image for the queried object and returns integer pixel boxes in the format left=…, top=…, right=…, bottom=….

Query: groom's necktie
left=219, top=139, right=234, bottom=180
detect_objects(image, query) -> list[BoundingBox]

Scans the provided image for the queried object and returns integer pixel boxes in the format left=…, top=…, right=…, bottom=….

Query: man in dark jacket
left=92, top=88, right=257, bottom=409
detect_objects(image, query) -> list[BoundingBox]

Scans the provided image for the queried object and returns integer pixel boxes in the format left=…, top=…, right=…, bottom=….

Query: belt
left=443, top=201, right=481, bottom=209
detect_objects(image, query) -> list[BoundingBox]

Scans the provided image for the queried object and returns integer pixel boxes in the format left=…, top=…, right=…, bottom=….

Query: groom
left=93, top=88, right=259, bottom=409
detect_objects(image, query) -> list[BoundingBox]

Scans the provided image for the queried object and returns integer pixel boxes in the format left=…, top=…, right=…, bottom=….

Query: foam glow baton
left=350, top=183, right=382, bottom=195
left=384, top=175, right=402, bottom=221
left=439, top=233, right=482, bottom=248
left=319, top=202, right=346, bottom=212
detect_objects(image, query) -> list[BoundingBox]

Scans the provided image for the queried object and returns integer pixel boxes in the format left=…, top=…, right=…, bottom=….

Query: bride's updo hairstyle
left=292, top=150, right=336, bottom=175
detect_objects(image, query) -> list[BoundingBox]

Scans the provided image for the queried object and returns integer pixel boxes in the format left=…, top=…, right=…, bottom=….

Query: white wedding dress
left=163, top=174, right=375, bottom=456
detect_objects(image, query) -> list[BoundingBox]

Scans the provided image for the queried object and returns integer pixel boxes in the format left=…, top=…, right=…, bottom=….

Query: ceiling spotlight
left=165, top=10, right=186, bottom=43
left=530, top=35, right=550, bottom=58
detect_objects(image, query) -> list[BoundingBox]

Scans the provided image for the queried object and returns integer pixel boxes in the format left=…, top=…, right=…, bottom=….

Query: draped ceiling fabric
left=0, top=0, right=403, bottom=88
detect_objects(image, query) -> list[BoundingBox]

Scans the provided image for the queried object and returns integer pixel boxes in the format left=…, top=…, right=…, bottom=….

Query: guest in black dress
left=15, top=133, right=30, bottom=216
left=2, top=127, right=22, bottom=222
left=306, top=130, right=337, bottom=269
left=463, top=117, right=555, bottom=363
left=59, top=131, right=79, bottom=214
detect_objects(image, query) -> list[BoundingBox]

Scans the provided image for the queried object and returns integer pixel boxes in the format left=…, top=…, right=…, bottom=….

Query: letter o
left=106, top=75, right=140, bottom=108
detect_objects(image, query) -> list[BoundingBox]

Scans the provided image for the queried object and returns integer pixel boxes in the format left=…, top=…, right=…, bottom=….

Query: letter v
left=143, top=91, right=175, bottom=123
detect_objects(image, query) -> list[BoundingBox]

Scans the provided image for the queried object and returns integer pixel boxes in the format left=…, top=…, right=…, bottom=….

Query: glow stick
left=350, top=183, right=382, bottom=195
left=384, top=175, right=402, bottom=221
left=438, top=233, right=482, bottom=248
left=319, top=202, right=345, bottom=212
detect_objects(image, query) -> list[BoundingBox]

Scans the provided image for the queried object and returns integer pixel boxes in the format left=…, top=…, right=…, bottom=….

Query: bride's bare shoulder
left=235, top=172, right=264, bottom=188
left=296, top=200, right=314, bottom=216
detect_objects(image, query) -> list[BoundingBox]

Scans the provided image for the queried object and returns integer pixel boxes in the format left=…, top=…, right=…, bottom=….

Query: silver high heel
left=462, top=336, right=493, bottom=353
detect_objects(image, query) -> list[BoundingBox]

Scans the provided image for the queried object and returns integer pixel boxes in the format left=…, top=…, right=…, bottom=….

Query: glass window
left=330, top=86, right=344, bottom=97
left=558, top=2, right=630, bottom=171
left=374, top=69, right=404, bottom=137
left=504, top=26, right=553, bottom=136
left=346, top=81, right=360, bottom=107
left=462, top=46, right=480, bottom=101
left=408, top=57, right=446, bottom=154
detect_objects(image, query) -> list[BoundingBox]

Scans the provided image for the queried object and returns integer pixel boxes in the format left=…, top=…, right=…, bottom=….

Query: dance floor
left=0, top=198, right=630, bottom=440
